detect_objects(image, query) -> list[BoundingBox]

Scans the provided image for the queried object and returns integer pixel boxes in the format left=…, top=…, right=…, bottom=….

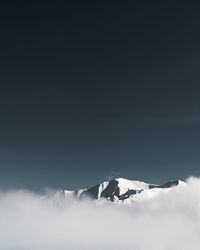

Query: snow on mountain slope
left=60, top=178, right=184, bottom=203
left=115, top=178, right=153, bottom=195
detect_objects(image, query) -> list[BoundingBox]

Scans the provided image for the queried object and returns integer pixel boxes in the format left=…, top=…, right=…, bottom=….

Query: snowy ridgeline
left=51, top=178, right=186, bottom=204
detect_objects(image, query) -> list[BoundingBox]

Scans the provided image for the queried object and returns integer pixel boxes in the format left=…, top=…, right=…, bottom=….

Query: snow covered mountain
left=59, top=178, right=185, bottom=204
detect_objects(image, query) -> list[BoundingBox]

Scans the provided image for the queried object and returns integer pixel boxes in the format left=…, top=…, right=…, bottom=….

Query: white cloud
left=1, top=177, right=200, bottom=250
left=105, top=171, right=120, bottom=181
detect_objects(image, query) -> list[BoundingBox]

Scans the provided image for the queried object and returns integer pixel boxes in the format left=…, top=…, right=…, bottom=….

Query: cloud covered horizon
left=1, top=177, right=200, bottom=250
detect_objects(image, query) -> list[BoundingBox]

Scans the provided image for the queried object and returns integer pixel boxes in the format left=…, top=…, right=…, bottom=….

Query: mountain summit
left=60, top=178, right=184, bottom=203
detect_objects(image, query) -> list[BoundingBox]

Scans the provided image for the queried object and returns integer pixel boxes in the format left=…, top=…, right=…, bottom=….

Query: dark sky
left=0, top=0, right=200, bottom=190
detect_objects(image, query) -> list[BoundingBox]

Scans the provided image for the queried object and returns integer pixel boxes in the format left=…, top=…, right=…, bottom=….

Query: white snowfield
left=115, top=177, right=151, bottom=194
left=60, top=177, right=185, bottom=204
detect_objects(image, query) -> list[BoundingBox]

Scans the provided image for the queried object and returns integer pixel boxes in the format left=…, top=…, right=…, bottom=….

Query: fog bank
left=1, top=177, right=200, bottom=250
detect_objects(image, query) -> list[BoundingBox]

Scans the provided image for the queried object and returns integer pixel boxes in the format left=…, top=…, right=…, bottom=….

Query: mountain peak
left=61, top=177, right=184, bottom=203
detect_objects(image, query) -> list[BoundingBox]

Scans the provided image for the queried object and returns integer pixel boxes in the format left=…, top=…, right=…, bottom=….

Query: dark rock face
left=158, top=180, right=179, bottom=189
left=100, top=179, right=119, bottom=201
left=149, top=180, right=179, bottom=190
left=79, top=179, right=120, bottom=201
left=79, top=184, right=100, bottom=200
left=118, top=189, right=137, bottom=200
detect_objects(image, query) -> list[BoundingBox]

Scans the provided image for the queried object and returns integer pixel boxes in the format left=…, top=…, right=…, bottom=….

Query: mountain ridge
left=60, top=178, right=185, bottom=203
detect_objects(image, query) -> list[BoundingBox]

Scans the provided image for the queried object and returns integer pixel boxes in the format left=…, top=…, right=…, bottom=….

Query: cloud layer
left=1, top=177, right=200, bottom=250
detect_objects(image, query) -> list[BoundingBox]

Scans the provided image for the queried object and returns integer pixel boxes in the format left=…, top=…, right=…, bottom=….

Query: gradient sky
left=0, top=0, right=200, bottom=190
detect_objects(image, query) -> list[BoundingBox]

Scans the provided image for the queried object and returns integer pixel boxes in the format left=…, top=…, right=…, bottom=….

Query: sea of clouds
left=1, top=176, right=200, bottom=250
